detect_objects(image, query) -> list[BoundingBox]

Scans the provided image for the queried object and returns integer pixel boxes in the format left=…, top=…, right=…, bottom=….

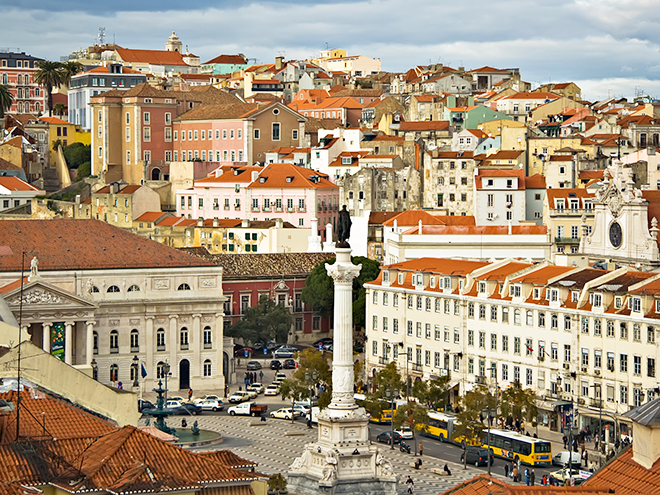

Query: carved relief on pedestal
left=321, top=451, right=338, bottom=481
left=200, top=277, right=216, bottom=288
left=153, top=279, right=170, bottom=290
left=290, top=448, right=313, bottom=472
left=8, top=289, right=65, bottom=306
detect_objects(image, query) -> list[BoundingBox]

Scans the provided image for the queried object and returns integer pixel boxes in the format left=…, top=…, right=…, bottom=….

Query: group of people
left=504, top=462, right=536, bottom=486
left=244, top=370, right=263, bottom=387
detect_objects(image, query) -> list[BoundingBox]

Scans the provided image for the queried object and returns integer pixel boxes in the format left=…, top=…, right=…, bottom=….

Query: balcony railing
left=411, top=363, right=423, bottom=372
left=234, top=205, right=241, bottom=211
left=297, top=207, right=306, bottom=213
left=263, top=205, right=271, bottom=212
left=180, top=343, right=189, bottom=351
left=550, top=208, right=594, bottom=216
left=130, top=346, right=139, bottom=353
left=157, top=344, right=166, bottom=352
left=555, top=236, right=580, bottom=244
left=275, top=207, right=283, bottom=212
left=204, top=342, right=212, bottom=349
left=252, top=206, right=260, bottom=212
left=287, top=207, right=294, bottom=213
left=379, top=356, right=390, bottom=365
left=110, top=347, right=118, bottom=354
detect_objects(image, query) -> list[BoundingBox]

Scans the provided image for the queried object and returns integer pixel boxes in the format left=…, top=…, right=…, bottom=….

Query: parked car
left=169, top=395, right=187, bottom=403
left=227, top=402, right=268, bottom=417
left=283, top=359, right=297, bottom=369
left=460, top=447, right=493, bottom=467
left=270, top=360, right=283, bottom=370
left=193, top=394, right=221, bottom=405
left=235, top=347, right=254, bottom=357
left=264, top=384, right=280, bottom=396
left=244, top=388, right=258, bottom=399
left=274, top=372, right=287, bottom=383
left=199, top=399, right=224, bottom=411
left=394, top=426, right=414, bottom=439
left=138, top=399, right=156, bottom=412
left=246, top=360, right=262, bottom=370
left=550, top=468, right=585, bottom=484
left=324, top=343, right=333, bottom=352
left=353, top=343, right=364, bottom=353
left=270, top=407, right=301, bottom=420
left=247, top=382, right=264, bottom=394
left=312, top=338, right=333, bottom=348
left=166, top=400, right=202, bottom=415
left=228, top=391, right=251, bottom=403
left=293, top=404, right=309, bottom=416
left=553, top=451, right=582, bottom=467
left=376, top=431, right=402, bottom=445
left=273, top=346, right=297, bottom=359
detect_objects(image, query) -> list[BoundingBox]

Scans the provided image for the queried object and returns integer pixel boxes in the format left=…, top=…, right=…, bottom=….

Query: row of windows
left=91, top=283, right=191, bottom=293
left=173, top=149, right=244, bottom=163
left=96, top=326, right=214, bottom=353
left=175, top=128, right=242, bottom=141
left=180, top=195, right=307, bottom=212
left=0, top=72, right=33, bottom=83
left=14, top=102, right=40, bottom=113
left=107, top=359, right=214, bottom=382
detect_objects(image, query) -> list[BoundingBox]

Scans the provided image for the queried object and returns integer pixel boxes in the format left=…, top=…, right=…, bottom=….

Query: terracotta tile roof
left=431, top=151, right=475, bottom=159
left=0, top=277, right=27, bottom=295
left=525, top=174, right=546, bottom=189
left=382, top=210, right=474, bottom=227
left=439, top=474, right=509, bottom=495
left=511, top=265, right=577, bottom=285
left=38, top=116, right=70, bottom=125
left=135, top=211, right=166, bottom=222
left=547, top=267, right=606, bottom=289
left=404, top=225, right=546, bottom=236
left=368, top=211, right=402, bottom=225
left=398, top=120, right=450, bottom=131
left=198, top=450, right=258, bottom=469
left=579, top=170, right=604, bottom=180
left=549, top=155, right=574, bottom=162
left=332, top=89, right=384, bottom=98
left=203, top=54, right=248, bottom=65
left=582, top=446, right=660, bottom=494
left=180, top=250, right=333, bottom=278
left=304, top=117, right=343, bottom=133
left=546, top=188, right=595, bottom=203
left=474, top=169, right=525, bottom=189
left=0, top=158, right=22, bottom=171
left=0, top=219, right=213, bottom=271
left=483, top=150, right=525, bottom=161
left=592, top=271, right=654, bottom=293
left=247, top=163, right=337, bottom=190
left=95, top=184, right=141, bottom=195
left=502, top=92, right=560, bottom=100
left=196, top=166, right=263, bottom=184
left=0, top=177, right=40, bottom=192
left=84, top=65, right=141, bottom=74
left=371, top=134, right=404, bottom=142
left=1, top=137, right=23, bottom=149
left=468, top=66, right=510, bottom=74
left=477, top=261, right=533, bottom=281
left=115, top=48, right=188, bottom=66
left=384, top=257, right=487, bottom=276
left=174, top=102, right=258, bottom=122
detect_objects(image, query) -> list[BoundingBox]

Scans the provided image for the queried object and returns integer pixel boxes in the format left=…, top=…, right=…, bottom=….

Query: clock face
left=609, top=222, right=622, bottom=248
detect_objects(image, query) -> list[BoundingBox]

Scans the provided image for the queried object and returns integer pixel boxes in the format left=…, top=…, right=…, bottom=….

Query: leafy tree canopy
left=225, top=295, right=292, bottom=344
left=301, top=256, right=380, bottom=327
left=454, top=384, right=497, bottom=446
left=63, top=142, right=91, bottom=169
left=393, top=402, right=429, bottom=454
left=280, top=348, right=332, bottom=408
left=499, top=381, right=538, bottom=426
left=413, top=374, right=452, bottom=410
left=361, top=362, right=404, bottom=420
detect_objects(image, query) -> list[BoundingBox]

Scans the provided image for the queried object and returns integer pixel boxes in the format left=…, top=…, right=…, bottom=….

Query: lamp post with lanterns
left=305, top=370, right=318, bottom=427
left=385, top=387, right=399, bottom=449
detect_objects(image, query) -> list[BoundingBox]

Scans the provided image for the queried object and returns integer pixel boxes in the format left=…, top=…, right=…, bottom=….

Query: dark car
left=235, top=347, right=254, bottom=357
left=353, top=343, right=364, bottom=353
left=313, top=338, right=333, bottom=348
left=138, top=399, right=155, bottom=412
left=270, top=360, right=282, bottom=370
left=247, top=360, right=262, bottom=370
left=460, top=447, right=493, bottom=467
left=172, top=403, right=202, bottom=415
left=283, top=359, right=297, bottom=369
left=376, top=431, right=402, bottom=445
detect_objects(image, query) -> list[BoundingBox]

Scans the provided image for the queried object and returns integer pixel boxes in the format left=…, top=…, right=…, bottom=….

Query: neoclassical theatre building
left=0, top=219, right=227, bottom=392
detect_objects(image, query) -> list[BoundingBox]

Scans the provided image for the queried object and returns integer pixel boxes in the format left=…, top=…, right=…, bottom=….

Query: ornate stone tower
left=165, top=31, right=183, bottom=52
left=287, top=247, right=397, bottom=495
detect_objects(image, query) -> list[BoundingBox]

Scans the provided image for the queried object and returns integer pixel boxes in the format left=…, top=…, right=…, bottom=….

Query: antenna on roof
left=98, top=27, right=106, bottom=46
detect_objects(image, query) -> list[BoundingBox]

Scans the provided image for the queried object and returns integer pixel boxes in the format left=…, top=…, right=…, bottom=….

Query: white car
left=264, top=385, right=280, bottom=396
left=247, top=382, right=264, bottom=394
left=193, top=394, right=221, bottom=405
left=293, top=404, right=309, bottom=416
left=395, top=426, right=414, bottom=439
left=244, top=389, right=258, bottom=399
left=270, top=407, right=301, bottom=420
left=199, top=399, right=224, bottom=411
left=229, top=391, right=250, bottom=403
left=552, top=450, right=582, bottom=467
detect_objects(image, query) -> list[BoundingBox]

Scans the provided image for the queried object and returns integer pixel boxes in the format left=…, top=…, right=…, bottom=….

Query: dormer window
left=383, top=271, right=389, bottom=283
left=556, top=199, right=565, bottom=210
left=430, top=276, right=436, bottom=288
left=444, top=276, right=451, bottom=289
left=533, top=288, right=540, bottom=299
left=548, top=289, right=558, bottom=302
left=513, top=285, right=521, bottom=298
left=656, top=300, right=660, bottom=313
left=286, top=176, right=294, bottom=183
left=414, top=273, right=423, bottom=286
left=486, top=179, right=493, bottom=187
left=615, top=296, right=623, bottom=309
left=478, top=282, right=486, bottom=293
left=459, top=279, right=464, bottom=290
left=571, top=291, right=579, bottom=303
left=341, top=157, right=352, bottom=165
left=592, top=293, right=602, bottom=307
left=632, top=297, right=641, bottom=313
left=259, top=177, right=267, bottom=183
left=398, top=272, right=404, bottom=284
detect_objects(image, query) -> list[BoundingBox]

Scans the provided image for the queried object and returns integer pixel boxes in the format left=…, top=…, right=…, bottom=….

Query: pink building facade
left=172, top=119, right=250, bottom=164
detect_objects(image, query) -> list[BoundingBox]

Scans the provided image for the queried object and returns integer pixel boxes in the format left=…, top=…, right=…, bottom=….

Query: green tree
left=279, top=348, right=332, bottom=420
left=76, top=162, right=91, bottom=181
left=301, top=256, right=380, bottom=328
left=225, top=295, right=293, bottom=344
left=455, top=384, right=497, bottom=469
left=413, top=374, right=452, bottom=410
left=393, top=402, right=429, bottom=455
left=60, top=61, right=83, bottom=87
left=53, top=103, right=66, bottom=117
left=362, top=362, right=404, bottom=421
left=63, top=142, right=91, bottom=169
left=0, top=85, right=14, bottom=118
left=34, top=61, right=64, bottom=116
left=499, top=381, right=538, bottom=429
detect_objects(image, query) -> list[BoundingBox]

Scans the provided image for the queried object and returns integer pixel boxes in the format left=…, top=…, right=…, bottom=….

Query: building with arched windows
left=0, top=219, right=227, bottom=392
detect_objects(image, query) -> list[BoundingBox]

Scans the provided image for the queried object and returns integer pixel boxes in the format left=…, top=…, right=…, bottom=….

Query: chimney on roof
left=308, top=217, right=323, bottom=252
left=213, top=217, right=219, bottom=227
left=242, top=219, right=249, bottom=227
left=626, top=398, right=660, bottom=469
left=393, top=219, right=398, bottom=230
left=275, top=218, right=283, bottom=229
left=215, top=168, right=223, bottom=177
left=275, top=56, right=284, bottom=70
left=418, top=219, right=422, bottom=235
left=197, top=217, right=204, bottom=227
left=252, top=170, right=259, bottom=182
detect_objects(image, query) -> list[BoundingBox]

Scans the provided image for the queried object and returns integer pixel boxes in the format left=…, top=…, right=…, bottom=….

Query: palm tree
left=0, top=84, right=13, bottom=118
left=53, top=103, right=66, bottom=117
left=60, top=61, right=84, bottom=87
left=34, top=61, right=64, bottom=116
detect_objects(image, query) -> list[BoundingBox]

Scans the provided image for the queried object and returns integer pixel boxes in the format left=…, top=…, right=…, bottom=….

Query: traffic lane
left=369, top=423, right=557, bottom=478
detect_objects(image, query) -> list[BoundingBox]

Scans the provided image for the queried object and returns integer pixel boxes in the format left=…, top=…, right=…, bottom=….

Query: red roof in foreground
left=0, top=220, right=213, bottom=271
left=582, top=446, right=660, bottom=494
left=441, top=473, right=612, bottom=494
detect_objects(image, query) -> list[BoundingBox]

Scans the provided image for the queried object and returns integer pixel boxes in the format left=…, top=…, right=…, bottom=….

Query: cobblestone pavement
left=142, top=414, right=508, bottom=495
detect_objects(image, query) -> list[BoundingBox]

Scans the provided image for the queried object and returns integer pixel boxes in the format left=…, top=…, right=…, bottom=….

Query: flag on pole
left=141, top=363, right=147, bottom=378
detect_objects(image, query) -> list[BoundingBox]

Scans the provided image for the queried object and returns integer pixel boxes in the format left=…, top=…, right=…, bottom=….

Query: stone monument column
left=288, top=215, right=396, bottom=495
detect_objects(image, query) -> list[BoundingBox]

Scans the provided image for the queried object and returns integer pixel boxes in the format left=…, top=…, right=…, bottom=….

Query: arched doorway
left=151, top=167, right=161, bottom=180
left=179, top=359, right=190, bottom=390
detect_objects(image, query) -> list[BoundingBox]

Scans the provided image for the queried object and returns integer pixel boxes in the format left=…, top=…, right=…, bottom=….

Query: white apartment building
left=365, top=258, right=660, bottom=435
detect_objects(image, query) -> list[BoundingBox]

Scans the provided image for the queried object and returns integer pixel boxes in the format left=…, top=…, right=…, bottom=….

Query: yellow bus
left=480, top=429, right=552, bottom=466
left=420, top=411, right=479, bottom=446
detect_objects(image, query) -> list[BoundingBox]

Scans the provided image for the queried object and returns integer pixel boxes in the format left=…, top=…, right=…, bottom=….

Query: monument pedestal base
left=288, top=407, right=397, bottom=495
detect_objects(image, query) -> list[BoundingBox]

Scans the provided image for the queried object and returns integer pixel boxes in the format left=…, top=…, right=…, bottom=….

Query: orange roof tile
left=115, top=48, right=189, bottom=66
left=0, top=176, right=40, bottom=192
left=525, top=174, right=546, bottom=189
left=382, top=210, right=475, bottom=227
left=247, top=163, right=337, bottom=190
left=404, top=225, right=546, bottom=235
left=477, top=261, right=533, bottom=281
left=196, top=165, right=263, bottom=184
left=511, top=265, right=577, bottom=285
left=135, top=211, right=165, bottom=222
left=95, top=184, right=141, bottom=195
left=399, top=120, right=450, bottom=131
left=383, top=257, right=488, bottom=276
left=583, top=446, right=660, bottom=494
left=39, top=116, right=71, bottom=125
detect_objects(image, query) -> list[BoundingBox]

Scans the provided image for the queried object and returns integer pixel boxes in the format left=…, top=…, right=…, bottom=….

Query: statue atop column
left=337, top=205, right=351, bottom=247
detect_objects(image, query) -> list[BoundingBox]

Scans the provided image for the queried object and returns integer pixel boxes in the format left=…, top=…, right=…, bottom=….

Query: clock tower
left=580, top=160, right=660, bottom=268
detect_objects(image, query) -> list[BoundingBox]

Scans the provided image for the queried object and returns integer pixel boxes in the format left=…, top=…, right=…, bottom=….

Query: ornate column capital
left=168, top=315, right=178, bottom=320
left=192, top=313, right=202, bottom=319
left=85, top=320, right=97, bottom=327
left=325, top=262, right=361, bottom=285
left=144, top=315, right=155, bottom=321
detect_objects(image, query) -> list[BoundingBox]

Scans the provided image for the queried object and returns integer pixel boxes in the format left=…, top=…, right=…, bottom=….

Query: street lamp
left=590, top=383, right=603, bottom=464
left=557, top=374, right=575, bottom=468
left=162, top=361, right=171, bottom=401
left=385, top=387, right=399, bottom=450
left=486, top=365, right=498, bottom=476
left=304, top=370, right=318, bottom=428
left=91, top=359, right=98, bottom=381
left=132, top=355, right=140, bottom=387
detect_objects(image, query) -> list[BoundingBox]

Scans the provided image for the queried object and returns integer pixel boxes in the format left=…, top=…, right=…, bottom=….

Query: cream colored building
left=365, top=257, right=660, bottom=431
left=0, top=219, right=227, bottom=393
left=544, top=188, right=595, bottom=255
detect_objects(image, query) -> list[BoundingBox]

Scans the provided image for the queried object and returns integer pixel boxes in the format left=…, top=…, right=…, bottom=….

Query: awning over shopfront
left=538, top=399, right=572, bottom=412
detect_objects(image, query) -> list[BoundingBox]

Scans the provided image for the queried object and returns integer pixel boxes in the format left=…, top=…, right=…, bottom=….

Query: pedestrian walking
left=406, top=476, right=414, bottom=494
left=504, top=463, right=509, bottom=478
left=259, top=370, right=264, bottom=382
left=419, top=441, right=424, bottom=456
left=582, top=449, right=588, bottom=467
left=530, top=469, right=535, bottom=486
left=562, top=435, right=567, bottom=449
left=188, top=387, right=193, bottom=401
left=512, top=465, right=518, bottom=482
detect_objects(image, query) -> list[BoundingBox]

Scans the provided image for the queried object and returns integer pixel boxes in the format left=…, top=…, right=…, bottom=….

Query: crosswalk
left=143, top=415, right=509, bottom=495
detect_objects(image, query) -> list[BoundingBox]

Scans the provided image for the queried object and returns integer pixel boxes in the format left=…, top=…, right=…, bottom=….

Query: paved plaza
left=142, top=413, right=509, bottom=495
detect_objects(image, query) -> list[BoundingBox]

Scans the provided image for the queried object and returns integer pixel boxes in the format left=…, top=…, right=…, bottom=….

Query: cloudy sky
left=5, top=0, right=660, bottom=101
